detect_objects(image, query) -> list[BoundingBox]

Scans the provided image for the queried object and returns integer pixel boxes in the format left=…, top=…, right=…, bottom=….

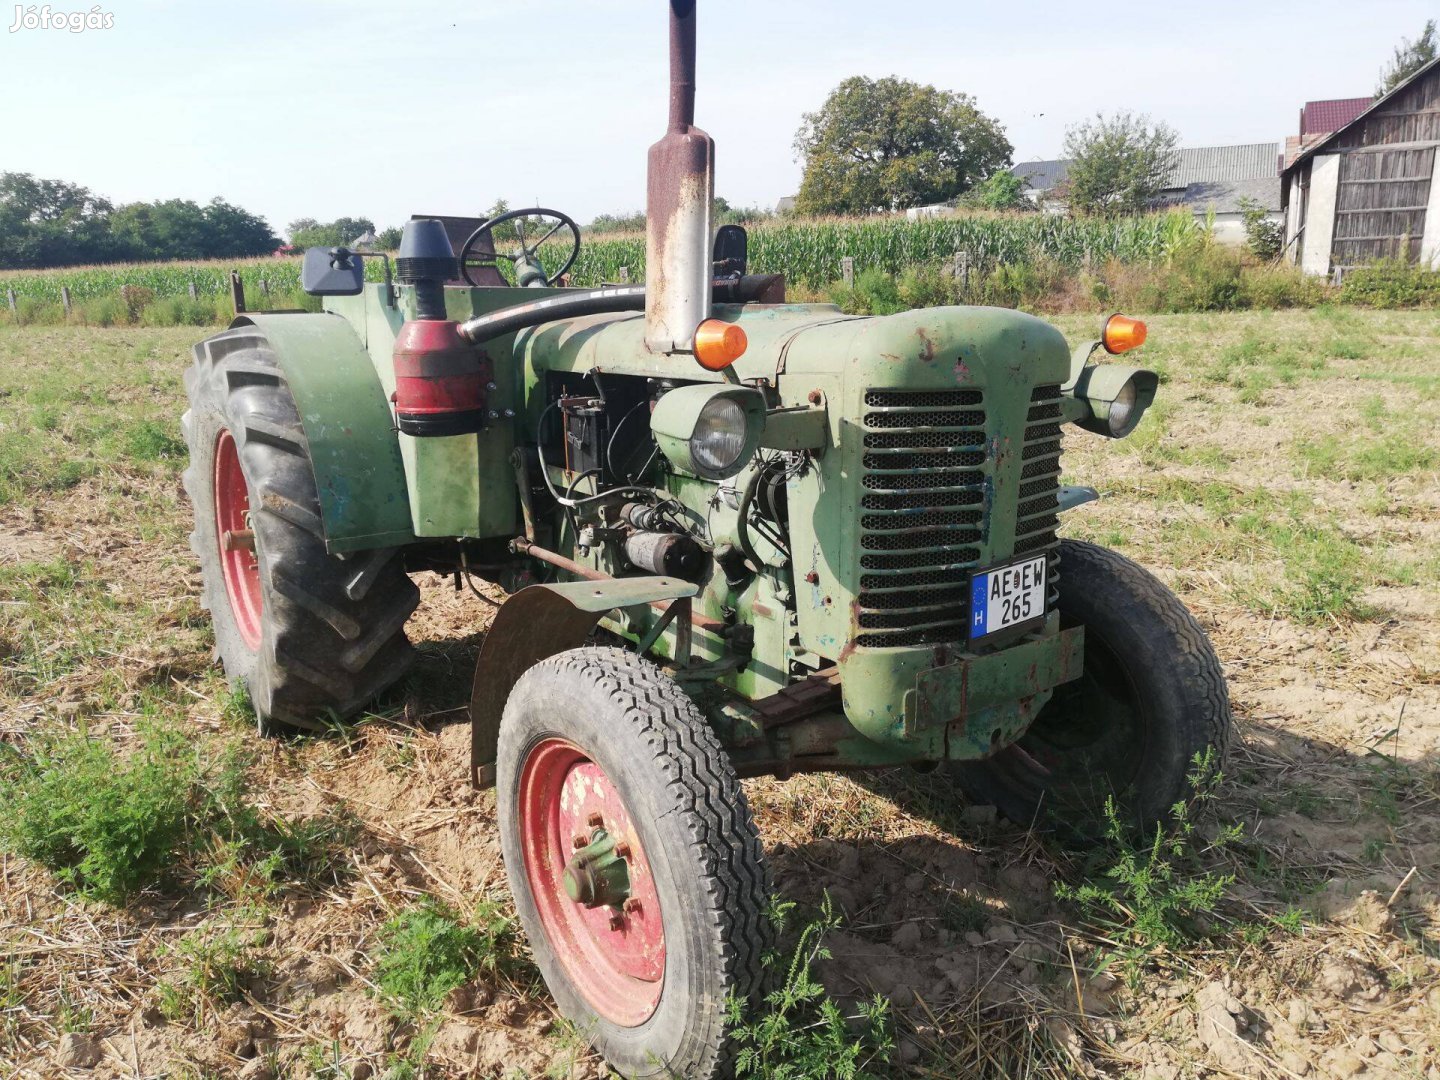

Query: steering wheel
left=459, top=207, right=581, bottom=288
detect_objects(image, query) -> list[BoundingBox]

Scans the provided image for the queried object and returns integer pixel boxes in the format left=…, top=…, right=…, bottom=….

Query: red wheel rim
left=213, top=429, right=263, bottom=651
left=518, top=738, right=665, bottom=1026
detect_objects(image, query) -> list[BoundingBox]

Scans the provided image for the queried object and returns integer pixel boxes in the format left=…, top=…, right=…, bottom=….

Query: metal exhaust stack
left=644, top=0, right=713, bottom=355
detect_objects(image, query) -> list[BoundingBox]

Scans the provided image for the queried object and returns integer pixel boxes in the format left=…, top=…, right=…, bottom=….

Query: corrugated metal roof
left=1167, top=143, right=1280, bottom=185
left=1009, top=159, right=1069, bottom=191
left=1010, top=143, right=1277, bottom=193
left=1165, top=177, right=1282, bottom=214
left=1301, top=97, right=1372, bottom=137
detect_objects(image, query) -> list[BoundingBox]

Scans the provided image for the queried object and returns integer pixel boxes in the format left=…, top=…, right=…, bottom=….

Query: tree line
left=0, top=174, right=279, bottom=270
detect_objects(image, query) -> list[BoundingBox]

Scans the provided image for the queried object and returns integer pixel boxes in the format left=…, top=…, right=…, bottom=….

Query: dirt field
left=0, top=310, right=1437, bottom=1079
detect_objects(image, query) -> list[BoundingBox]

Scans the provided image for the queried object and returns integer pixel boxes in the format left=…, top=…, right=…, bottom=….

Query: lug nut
left=572, top=834, right=588, bottom=850
left=615, top=841, right=631, bottom=859
left=608, top=912, right=624, bottom=931
left=622, top=898, right=641, bottom=914
left=587, top=812, right=603, bottom=828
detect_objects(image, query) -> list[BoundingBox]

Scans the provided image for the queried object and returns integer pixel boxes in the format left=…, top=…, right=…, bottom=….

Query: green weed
left=1056, top=754, right=1240, bottom=981
left=0, top=722, right=199, bottom=903
left=729, top=895, right=893, bottom=1080
left=159, top=918, right=271, bottom=1023
left=0, top=724, right=356, bottom=903
left=372, top=899, right=528, bottom=1019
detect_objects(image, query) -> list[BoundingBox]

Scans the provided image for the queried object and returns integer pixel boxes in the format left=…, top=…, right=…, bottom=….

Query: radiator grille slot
left=854, top=382, right=1064, bottom=648
left=863, top=409, right=985, bottom=429
left=866, top=389, right=983, bottom=408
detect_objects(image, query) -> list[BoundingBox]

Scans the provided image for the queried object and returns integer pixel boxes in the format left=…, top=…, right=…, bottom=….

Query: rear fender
left=231, top=313, right=414, bottom=553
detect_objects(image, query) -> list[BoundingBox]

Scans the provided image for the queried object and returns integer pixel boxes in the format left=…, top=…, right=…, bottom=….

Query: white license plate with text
left=968, top=555, right=1047, bottom=641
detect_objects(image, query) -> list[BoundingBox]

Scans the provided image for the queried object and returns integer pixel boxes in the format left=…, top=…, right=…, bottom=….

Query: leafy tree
left=1378, top=19, right=1437, bottom=95
left=375, top=225, right=403, bottom=251
left=0, top=172, right=276, bottom=266
left=1238, top=197, right=1282, bottom=262
left=0, top=172, right=115, bottom=268
left=111, top=198, right=275, bottom=260
left=793, top=76, right=1011, bottom=214
left=587, top=210, right=646, bottom=234
left=1062, top=112, right=1179, bottom=217
left=287, top=216, right=376, bottom=248
left=961, top=170, right=1030, bottom=211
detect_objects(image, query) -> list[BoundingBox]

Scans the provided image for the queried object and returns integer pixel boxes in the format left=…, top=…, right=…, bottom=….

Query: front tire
left=956, top=540, right=1232, bottom=833
left=181, top=327, right=420, bottom=733
left=496, top=648, right=770, bottom=1079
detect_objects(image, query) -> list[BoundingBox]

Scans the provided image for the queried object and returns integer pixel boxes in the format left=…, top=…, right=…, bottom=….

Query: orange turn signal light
left=693, top=319, right=747, bottom=371
left=1102, top=313, right=1147, bottom=354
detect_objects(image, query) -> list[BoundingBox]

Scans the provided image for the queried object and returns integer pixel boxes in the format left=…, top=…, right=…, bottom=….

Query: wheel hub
left=562, top=827, right=632, bottom=909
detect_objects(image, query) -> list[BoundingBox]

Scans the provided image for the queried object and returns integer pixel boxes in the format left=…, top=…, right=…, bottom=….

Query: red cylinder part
left=392, top=319, right=491, bottom=437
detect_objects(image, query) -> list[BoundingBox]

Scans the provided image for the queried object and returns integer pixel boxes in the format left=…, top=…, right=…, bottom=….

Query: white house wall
left=1422, top=153, right=1440, bottom=267
left=1301, top=154, right=1341, bottom=276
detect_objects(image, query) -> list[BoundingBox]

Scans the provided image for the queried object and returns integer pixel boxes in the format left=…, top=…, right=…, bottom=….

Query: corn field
left=0, top=211, right=1204, bottom=303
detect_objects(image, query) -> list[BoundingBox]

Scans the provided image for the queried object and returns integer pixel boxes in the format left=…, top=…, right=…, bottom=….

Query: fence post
left=841, top=256, right=854, bottom=289
left=230, top=271, right=247, bottom=316
left=188, top=281, right=198, bottom=301
left=259, top=278, right=270, bottom=296
left=618, top=266, right=630, bottom=283
left=61, top=286, right=72, bottom=317
left=6, top=288, right=16, bottom=318
left=953, top=250, right=971, bottom=292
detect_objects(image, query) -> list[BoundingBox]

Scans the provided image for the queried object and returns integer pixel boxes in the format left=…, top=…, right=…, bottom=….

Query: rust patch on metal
left=915, top=326, right=937, bottom=362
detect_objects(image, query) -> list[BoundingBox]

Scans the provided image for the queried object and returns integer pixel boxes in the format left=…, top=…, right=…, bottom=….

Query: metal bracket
left=470, top=576, right=699, bottom=788
left=1058, top=485, right=1100, bottom=512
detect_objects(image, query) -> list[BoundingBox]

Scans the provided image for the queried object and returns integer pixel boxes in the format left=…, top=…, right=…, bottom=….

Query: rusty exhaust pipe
left=644, top=0, right=713, bottom=355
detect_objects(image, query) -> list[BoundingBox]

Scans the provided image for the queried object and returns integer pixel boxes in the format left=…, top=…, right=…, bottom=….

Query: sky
left=2, top=0, right=1435, bottom=239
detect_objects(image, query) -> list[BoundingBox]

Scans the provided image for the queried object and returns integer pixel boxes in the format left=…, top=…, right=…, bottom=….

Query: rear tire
left=956, top=540, right=1231, bottom=835
left=181, top=327, right=419, bottom=733
left=496, top=647, right=770, bottom=1079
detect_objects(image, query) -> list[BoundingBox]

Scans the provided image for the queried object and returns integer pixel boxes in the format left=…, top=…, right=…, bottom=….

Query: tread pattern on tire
left=510, top=647, right=772, bottom=1079
left=181, top=327, right=420, bottom=730
left=1063, top=539, right=1233, bottom=766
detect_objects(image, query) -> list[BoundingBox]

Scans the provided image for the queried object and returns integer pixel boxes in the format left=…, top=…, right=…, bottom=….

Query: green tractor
left=182, top=3, right=1230, bottom=1074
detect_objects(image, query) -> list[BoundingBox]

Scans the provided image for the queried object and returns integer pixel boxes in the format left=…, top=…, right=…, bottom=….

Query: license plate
left=969, top=554, right=1047, bottom=642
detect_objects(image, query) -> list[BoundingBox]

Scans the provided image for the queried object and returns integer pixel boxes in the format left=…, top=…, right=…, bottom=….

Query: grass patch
left=1296, top=430, right=1439, bottom=482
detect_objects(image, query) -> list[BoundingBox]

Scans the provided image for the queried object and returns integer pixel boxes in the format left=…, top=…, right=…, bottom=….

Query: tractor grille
left=1018, top=384, right=1064, bottom=610
left=855, top=388, right=988, bottom=648
left=854, top=384, right=1063, bottom=649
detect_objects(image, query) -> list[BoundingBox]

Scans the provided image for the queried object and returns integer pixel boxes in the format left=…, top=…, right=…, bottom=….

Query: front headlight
left=650, top=384, right=767, bottom=480
left=1107, top=379, right=1139, bottom=437
left=1069, top=364, right=1158, bottom=439
left=691, top=398, right=748, bottom=473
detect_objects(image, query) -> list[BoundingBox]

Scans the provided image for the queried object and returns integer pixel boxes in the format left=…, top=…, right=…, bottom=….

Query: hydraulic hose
left=457, top=286, right=646, bottom=345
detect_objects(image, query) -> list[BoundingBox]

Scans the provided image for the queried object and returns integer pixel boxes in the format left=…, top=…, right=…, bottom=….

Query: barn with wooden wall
left=1283, top=57, right=1440, bottom=276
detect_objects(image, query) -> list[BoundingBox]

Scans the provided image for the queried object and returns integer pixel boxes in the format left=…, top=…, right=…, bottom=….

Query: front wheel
left=956, top=540, right=1232, bottom=834
left=496, top=648, right=770, bottom=1079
